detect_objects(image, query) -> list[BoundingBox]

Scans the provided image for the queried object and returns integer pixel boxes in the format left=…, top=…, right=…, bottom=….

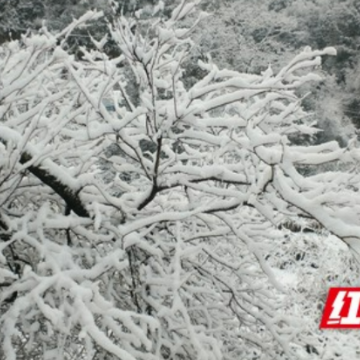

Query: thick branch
left=20, top=152, right=90, bottom=218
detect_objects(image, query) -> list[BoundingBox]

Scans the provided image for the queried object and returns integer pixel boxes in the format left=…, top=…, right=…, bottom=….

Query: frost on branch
left=1, top=2, right=360, bottom=360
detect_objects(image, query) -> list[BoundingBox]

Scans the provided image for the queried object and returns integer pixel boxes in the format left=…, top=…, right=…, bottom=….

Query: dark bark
left=19, top=152, right=90, bottom=218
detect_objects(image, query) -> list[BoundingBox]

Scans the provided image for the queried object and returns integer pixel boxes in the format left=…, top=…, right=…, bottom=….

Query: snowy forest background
left=1, top=0, right=360, bottom=359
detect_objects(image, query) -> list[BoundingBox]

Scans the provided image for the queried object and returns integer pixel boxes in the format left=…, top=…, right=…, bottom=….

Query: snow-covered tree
left=1, top=2, right=360, bottom=359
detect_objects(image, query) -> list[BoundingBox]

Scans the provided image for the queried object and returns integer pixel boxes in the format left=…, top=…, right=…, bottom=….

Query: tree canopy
left=1, top=1, right=360, bottom=359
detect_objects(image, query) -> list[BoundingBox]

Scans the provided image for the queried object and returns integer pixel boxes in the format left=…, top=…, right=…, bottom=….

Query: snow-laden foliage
left=1, top=2, right=360, bottom=359
left=189, top=0, right=357, bottom=145
left=266, top=230, right=360, bottom=359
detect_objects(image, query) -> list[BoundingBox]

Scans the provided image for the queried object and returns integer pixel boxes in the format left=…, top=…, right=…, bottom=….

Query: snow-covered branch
left=1, top=2, right=359, bottom=360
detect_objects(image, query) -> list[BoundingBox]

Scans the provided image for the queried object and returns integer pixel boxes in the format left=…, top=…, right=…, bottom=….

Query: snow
left=1, top=3, right=359, bottom=360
